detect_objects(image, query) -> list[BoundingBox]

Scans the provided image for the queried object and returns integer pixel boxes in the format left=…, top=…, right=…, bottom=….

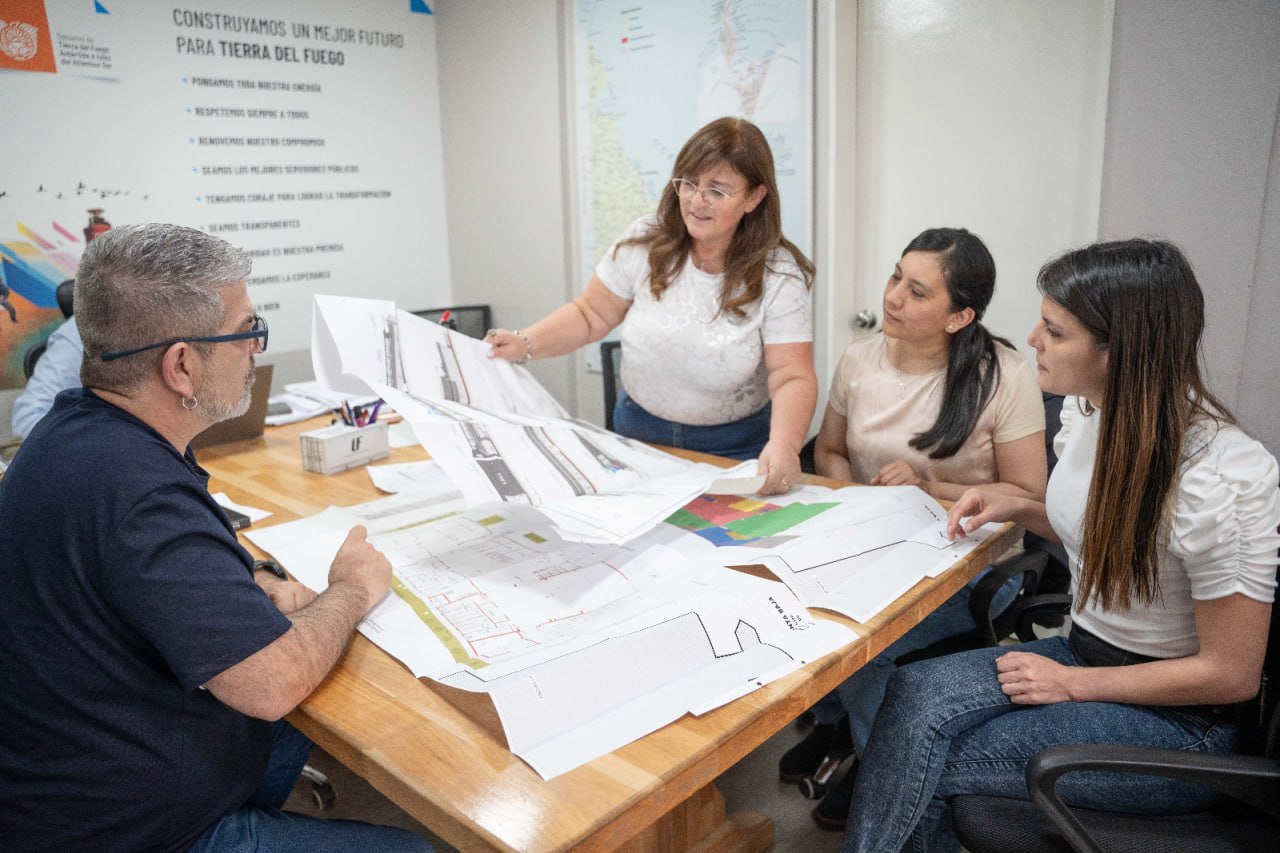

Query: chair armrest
left=1026, top=742, right=1280, bottom=853
left=1014, top=593, right=1074, bottom=643
left=600, top=340, right=622, bottom=432
left=969, top=549, right=1047, bottom=646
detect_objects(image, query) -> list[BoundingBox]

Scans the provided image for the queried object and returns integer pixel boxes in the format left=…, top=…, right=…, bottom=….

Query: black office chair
left=600, top=339, right=622, bottom=431
left=1019, top=392, right=1072, bottom=628
left=799, top=436, right=818, bottom=475
left=952, top=565, right=1280, bottom=853
left=22, top=341, right=48, bottom=380
left=56, top=279, right=74, bottom=318
left=412, top=304, right=492, bottom=340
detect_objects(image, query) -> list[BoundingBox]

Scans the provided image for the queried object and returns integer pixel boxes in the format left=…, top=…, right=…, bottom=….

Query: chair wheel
left=300, top=765, right=336, bottom=810
left=310, top=779, right=336, bottom=810
left=799, top=776, right=826, bottom=800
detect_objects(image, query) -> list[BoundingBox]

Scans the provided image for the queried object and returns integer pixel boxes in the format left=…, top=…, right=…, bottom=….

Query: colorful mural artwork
left=0, top=219, right=81, bottom=388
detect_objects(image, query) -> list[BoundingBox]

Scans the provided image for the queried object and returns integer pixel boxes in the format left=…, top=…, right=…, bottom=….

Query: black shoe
left=779, top=716, right=852, bottom=783
left=811, top=757, right=859, bottom=831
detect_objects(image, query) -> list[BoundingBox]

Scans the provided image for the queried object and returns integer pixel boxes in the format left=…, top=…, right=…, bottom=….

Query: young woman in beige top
left=790, top=228, right=1047, bottom=830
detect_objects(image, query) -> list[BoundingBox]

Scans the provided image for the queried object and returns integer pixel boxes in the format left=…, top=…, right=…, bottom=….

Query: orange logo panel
left=0, top=0, right=56, bottom=74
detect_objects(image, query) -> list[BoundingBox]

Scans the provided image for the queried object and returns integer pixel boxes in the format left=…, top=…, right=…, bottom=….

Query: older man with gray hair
left=0, top=224, right=431, bottom=852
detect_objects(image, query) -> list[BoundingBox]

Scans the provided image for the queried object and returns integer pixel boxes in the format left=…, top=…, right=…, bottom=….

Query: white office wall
left=1240, top=111, right=1280, bottom=458
left=434, top=0, right=576, bottom=412
left=846, top=1, right=1114, bottom=360
left=1099, top=0, right=1280, bottom=457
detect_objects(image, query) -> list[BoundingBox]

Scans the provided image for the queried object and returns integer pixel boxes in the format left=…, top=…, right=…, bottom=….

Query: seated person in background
left=14, top=217, right=109, bottom=439
left=841, top=238, right=1280, bottom=852
left=487, top=116, right=816, bottom=496
left=795, top=228, right=1046, bottom=829
left=0, top=224, right=431, bottom=853
left=11, top=315, right=82, bottom=439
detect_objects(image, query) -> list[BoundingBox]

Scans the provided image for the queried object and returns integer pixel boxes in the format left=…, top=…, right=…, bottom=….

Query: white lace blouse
left=597, top=216, right=812, bottom=426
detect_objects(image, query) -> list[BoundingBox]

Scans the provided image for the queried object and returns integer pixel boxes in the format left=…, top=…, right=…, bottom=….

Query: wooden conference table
left=201, top=417, right=1021, bottom=853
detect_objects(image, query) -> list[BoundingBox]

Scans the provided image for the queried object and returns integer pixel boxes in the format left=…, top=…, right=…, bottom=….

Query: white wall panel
left=1099, top=0, right=1280, bottom=455
left=848, top=0, right=1114, bottom=357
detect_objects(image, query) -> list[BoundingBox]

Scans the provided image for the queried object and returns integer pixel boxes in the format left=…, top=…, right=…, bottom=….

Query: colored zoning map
left=666, top=493, right=837, bottom=547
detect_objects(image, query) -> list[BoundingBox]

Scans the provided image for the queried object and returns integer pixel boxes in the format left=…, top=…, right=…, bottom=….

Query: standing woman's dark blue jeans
left=612, top=389, right=771, bottom=460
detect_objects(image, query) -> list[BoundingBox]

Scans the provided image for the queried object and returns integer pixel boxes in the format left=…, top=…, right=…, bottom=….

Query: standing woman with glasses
left=487, top=117, right=816, bottom=495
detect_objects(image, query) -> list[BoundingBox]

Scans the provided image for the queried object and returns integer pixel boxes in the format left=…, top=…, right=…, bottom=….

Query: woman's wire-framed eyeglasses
left=671, top=178, right=742, bottom=207
left=99, top=314, right=269, bottom=362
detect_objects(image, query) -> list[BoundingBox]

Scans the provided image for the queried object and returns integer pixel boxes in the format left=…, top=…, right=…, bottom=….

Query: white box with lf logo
left=299, top=421, right=390, bottom=475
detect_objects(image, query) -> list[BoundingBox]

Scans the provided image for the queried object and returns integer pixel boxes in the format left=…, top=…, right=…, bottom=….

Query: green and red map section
left=665, top=493, right=836, bottom=547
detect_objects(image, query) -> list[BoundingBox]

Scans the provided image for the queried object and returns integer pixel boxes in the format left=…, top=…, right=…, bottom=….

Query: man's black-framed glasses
left=100, top=314, right=269, bottom=362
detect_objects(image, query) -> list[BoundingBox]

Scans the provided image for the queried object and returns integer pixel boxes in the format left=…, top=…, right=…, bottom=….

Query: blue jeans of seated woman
left=190, top=720, right=432, bottom=853
left=840, top=636, right=1240, bottom=853
left=810, top=569, right=1020, bottom=755
left=612, top=389, right=771, bottom=461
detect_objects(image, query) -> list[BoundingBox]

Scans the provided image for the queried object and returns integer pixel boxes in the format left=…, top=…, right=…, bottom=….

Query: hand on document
left=945, top=487, right=1030, bottom=539
left=755, top=439, right=801, bottom=495
left=328, top=525, right=394, bottom=613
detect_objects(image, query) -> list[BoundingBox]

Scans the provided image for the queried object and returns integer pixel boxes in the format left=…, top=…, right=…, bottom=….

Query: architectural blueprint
left=247, top=496, right=853, bottom=778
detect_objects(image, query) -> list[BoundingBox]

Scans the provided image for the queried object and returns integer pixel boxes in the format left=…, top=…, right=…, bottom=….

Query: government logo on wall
left=0, top=1, right=56, bottom=74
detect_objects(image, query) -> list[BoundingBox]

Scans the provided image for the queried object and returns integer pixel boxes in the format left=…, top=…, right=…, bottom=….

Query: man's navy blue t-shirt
left=0, top=389, right=292, bottom=851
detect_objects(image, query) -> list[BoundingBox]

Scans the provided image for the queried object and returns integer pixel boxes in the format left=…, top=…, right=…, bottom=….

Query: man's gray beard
left=196, top=363, right=255, bottom=422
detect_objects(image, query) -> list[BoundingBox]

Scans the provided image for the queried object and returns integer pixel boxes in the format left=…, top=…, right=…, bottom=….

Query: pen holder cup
left=299, top=421, right=390, bottom=475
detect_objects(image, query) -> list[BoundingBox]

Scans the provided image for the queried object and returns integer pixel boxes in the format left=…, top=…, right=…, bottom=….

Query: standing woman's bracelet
left=511, top=330, right=534, bottom=365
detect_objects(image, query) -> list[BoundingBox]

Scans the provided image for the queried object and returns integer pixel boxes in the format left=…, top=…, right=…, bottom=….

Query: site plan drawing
left=247, top=496, right=853, bottom=778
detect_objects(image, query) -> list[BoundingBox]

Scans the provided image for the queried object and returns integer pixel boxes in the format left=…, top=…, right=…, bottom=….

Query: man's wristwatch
left=253, top=559, right=289, bottom=580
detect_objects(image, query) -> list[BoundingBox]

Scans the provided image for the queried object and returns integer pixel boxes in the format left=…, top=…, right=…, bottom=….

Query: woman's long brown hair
left=1038, top=239, right=1232, bottom=611
left=616, top=117, right=813, bottom=317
